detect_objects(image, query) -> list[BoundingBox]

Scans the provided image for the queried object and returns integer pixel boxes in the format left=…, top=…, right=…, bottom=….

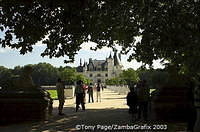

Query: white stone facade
left=76, top=52, right=123, bottom=84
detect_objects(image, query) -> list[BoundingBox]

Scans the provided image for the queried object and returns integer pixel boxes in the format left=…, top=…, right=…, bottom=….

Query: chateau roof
left=92, top=60, right=106, bottom=67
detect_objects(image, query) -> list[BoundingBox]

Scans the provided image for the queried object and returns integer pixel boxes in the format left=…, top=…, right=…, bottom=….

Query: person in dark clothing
left=186, top=81, right=197, bottom=132
left=127, top=83, right=138, bottom=120
left=88, top=83, right=94, bottom=103
left=96, top=82, right=101, bottom=102
left=101, top=84, right=104, bottom=91
left=56, top=78, right=65, bottom=115
left=137, top=80, right=149, bottom=121
left=75, top=80, right=85, bottom=112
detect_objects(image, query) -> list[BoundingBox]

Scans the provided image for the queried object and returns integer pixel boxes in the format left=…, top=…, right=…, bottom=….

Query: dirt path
left=0, top=89, right=132, bottom=132
left=0, top=89, right=187, bottom=132
left=31, top=89, right=131, bottom=132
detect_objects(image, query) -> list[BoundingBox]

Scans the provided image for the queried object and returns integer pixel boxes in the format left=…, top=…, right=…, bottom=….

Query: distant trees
left=0, top=63, right=90, bottom=86
left=137, top=69, right=169, bottom=89
left=106, top=68, right=170, bottom=89
left=0, top=66, right=12, bottom=87
left=75, top=74, right=91, bottom=84
left=105, top=77, right=122, bottom=85
left=31, top=63, right=59, bottom=85
left=106, top=68, right=139, bottom=85
left=120, top=68, right=139, bottom=85
left=58, top=67, right=76, bottom=85
left=0, top=63, right=175, bottom=88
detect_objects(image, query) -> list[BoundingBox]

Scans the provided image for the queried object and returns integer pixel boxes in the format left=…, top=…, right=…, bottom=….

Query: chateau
left=76, top=51, right=123, bottom=84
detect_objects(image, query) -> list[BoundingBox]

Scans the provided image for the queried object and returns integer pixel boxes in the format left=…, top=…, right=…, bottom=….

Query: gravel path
left=0, top=89, right=187, bottom=132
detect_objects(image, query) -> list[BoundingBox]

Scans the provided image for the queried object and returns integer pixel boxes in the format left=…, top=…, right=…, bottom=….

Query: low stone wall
left=41, top=85, right=75, bottom=99
left=0, top=90, right=52, bottom=123
left=64, top=86, right=75, bottom=98
left=41, top=86, right=56, bottom=90
left=106, top=85, right=129, bottom=95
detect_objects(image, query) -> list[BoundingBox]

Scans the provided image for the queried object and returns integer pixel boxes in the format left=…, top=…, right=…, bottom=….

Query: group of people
left=126, top=80, right=149, bottom=121
left=56, top=78, right=104, bottom=115
left=75, top=80, right=104, bottom=112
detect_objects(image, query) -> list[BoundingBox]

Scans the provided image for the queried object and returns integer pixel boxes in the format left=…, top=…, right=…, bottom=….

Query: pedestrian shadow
left=30, top=106, right=187, bottom=132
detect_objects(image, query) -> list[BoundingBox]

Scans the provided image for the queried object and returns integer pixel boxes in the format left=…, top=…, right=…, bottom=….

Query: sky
left=0, top=29, right=164, bottom=69
left=0, top=40, right=164, bottom=70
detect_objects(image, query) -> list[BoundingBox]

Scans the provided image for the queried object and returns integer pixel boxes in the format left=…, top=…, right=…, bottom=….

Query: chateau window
left=105, top=73, right=108, bottom=77
left=97, top=74, right=101, bottom=77
left=89, top=74, right=93, bottom=77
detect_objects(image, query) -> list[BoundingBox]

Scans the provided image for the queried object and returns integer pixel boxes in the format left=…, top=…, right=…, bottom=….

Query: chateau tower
left=76, top=51, right=123, bottom=83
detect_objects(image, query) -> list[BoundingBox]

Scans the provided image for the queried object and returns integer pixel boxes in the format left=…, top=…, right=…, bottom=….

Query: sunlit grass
left=47, top=89, right=156, bottom=99
left=47, top=90, right=57, bottom=99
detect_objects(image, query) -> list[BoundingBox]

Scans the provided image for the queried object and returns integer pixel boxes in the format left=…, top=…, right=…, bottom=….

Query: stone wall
left=41, top=85, right=75, bottom=99
left=106, top=85, right=129, bottom=95
left=64, top=85, right=75, bottom=98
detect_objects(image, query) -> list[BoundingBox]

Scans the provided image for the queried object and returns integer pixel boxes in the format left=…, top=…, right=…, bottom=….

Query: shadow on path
left=31, top=107, right=131, bottom=132
left=0, top=89, right=188, bottom=132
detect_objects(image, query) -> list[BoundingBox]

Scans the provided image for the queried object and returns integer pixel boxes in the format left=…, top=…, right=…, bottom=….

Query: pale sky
left=0, top=40, right=164, bottom=70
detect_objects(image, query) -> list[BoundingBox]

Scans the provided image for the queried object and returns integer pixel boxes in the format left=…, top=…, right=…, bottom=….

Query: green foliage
left=30, top=63, right=59, bottom=85
left=0, top=66, right=12, bottom=87
left=105, top=68, right=170, bottom=89
left=75, top=74, right=91, bottom=84
left=1, top=0, right=200, bottom=79
left=105, top=77, right=121, bottom=85
left=0, top=0, right=141, bottom=62
left=106, top=68, right=139, bottom=85
left=138, top=69, right=170, bottom=89
left=59, top=67, right=76, bottom=85
left=0, top=63, right=91, bottom=86
left=119, top=68, right=139, bottom=85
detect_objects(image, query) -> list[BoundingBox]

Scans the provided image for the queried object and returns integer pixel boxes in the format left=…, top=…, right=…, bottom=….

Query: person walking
left=137, top=80, right=149, bottom=121
left=96, top=82, right=101, bottom=102
left=127, top=85, right=138, bottom=121
left=88, top=83, right=94, bottom=103
left=75, top=80, right=85, bottom=112
left=56, top=78, right=65, bottom=115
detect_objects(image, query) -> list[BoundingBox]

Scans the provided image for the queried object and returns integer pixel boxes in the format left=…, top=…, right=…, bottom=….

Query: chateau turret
left=77, top=51, right=123, bottom=83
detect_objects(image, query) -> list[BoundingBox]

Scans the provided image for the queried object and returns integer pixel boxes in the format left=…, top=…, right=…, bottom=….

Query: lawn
left=47, top=89, right=156, bottom=99
left=47, top=90, right=57, bottom=99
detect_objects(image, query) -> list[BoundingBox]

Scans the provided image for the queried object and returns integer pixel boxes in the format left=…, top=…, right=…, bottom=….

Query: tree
left=12, top=66, right=22, bottom=75
left=0, top=66, right=12, bottom=87
left=105, top=77, right=121, bottom=85
left=137, top=69, right=169, bottom=89
left=0, top=63, right=81, bottom=86
left=30, top=63, right=59, bottom=85
left=0, top=0, right=141, bottom=62
left=1, top=0, right=200, bottom=80
left=59, top=67, right=76, bottom=85
left=105, top=69, right=138, bottom=85
left=132, top=0, right=200, bottom=79
left=75, top=74, right=91, bottom=84
left=119, top=68, right=139, bottom=85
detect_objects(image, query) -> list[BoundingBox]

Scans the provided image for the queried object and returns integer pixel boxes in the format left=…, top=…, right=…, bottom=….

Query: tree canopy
left=1, top=0, right=200, bottom=78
